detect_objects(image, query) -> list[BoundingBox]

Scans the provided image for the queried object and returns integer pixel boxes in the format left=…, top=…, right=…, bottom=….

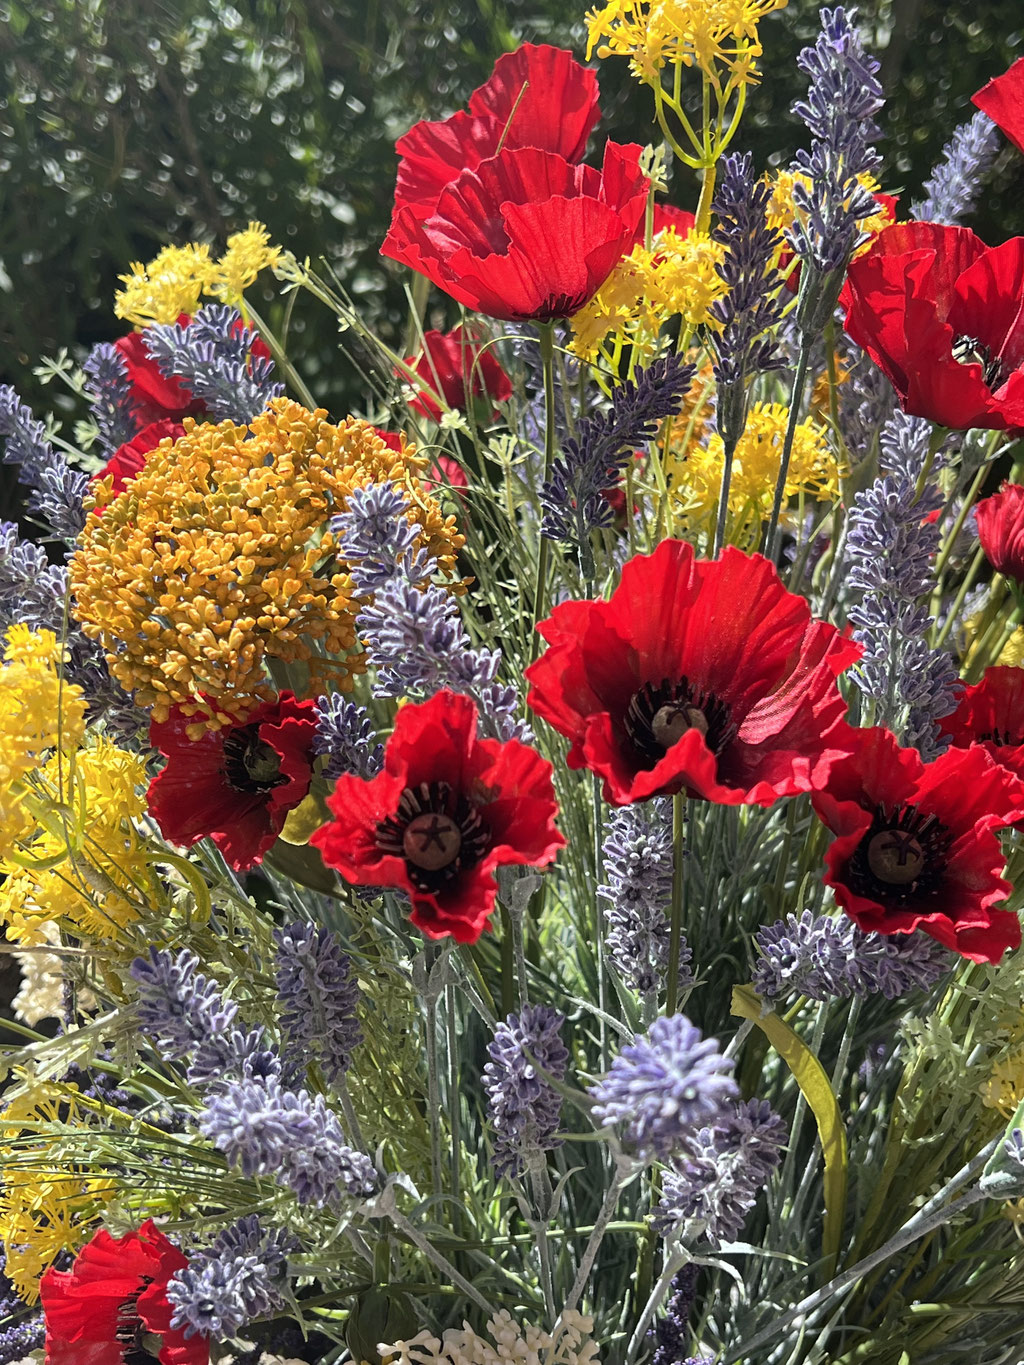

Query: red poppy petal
left=467, top=43, right=600, bottom=164
left=973, top=56, right=1024, bottom=155
left=950, top=236, right=1024, bottom=370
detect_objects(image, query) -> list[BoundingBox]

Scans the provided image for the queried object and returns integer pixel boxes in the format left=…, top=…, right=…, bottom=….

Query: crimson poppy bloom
left=938, top=666, right=1024, bottom=786
left=404, top=327, right=512, bottom=421
left=812, top=726, right=1024, bottom=963
left=97, top=419, right=185, bottom=495
left=310, top=690, right=564, bottom=942
left=973, top=56, right=1024, bottom=155
left=842, top=222, right=1024, bottom=431
left=525, top=540, right=859, bottom=807
left=975, top=482, right=1024, bottom=583
left=387, top=43, right=600, bottom=242
left=383, top=141, right=649, bottom=323
left=40, top=1220, right=207, bottom=1365
left=148, top=692, right=318, bottom=871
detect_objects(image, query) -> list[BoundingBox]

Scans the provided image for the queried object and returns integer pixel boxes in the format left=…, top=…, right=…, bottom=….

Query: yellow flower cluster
left=0, top=626, right=86, bottom=859
left=586, top=0, right=788, bottom=85
left=0, top=1083, right=117, bottom=1303
left=114, top=221, right=281, bottom=327
left=0, top=738, right=152, bottom=945
left=71, top=398, right=464, bottom=730
left=569, top=228, right=727, bottom=363
left=669, top=401, right=842, bottom=547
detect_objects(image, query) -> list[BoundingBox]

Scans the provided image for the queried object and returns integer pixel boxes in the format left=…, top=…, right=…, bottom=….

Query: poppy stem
left=764, top=338, right=813, bottom=564
left=530, top=322, right=558, bottom=663
left=665, top=793, right=688, bottom=1016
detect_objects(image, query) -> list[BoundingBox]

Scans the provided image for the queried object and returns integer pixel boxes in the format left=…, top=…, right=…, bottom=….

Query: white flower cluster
left=381, top=1310, right=601, bottom=1365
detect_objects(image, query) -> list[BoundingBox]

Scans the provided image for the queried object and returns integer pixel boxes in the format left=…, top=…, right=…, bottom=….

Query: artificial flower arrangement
left=7, top=6, right=1024, bottom=1365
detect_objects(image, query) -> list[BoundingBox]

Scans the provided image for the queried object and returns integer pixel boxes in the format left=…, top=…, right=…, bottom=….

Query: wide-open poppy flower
left=973, top=57, right=1024, bottom=155
left=148, top=692, right=318, bottom=871
left=384, top=140, right=649, bottom=323
left=525, top=540, right=859, bottom=807
left=404, top=326, right=512, bottom=421
left=311, top=690, right=564, bottom=942
left=812, top=726, right=1024, bottom=963
left=97, top=419, right=185, bottom=495
left=842, top=222, right=1024, bottom=431
left=387, top=44, right=600, bottom=240
left=975, top=482, right=1024, bottom=583
left=938, top=666, right=1024, bottom=785
left=40, top=1220, right=207, bottom=1365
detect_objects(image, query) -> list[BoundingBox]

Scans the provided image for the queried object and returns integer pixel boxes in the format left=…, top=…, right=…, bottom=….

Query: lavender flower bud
left=332, top=483, right=434, bottom=594
left=483, top=1006, right=568, bottom=1179
left=655, top=1099, right=787, bottom=1247
left=911, top=110, right=1000, bottom=226
left=167, top=1215, right=295, bottom=1339
left=599, top=801, right=692, bottom=996
left=199, top=1075, right=377, bottom=1206
left=0, top=385, right=88, bottom=538
left=142, top=304, right=282, bottom=422
left=314, top=695, right=384, bottom=781
left=83, top=341, right=137, bottom=454
left=590, top=1015, right=738, bottom=1160
left=273, top=921, right=363, bottom=1086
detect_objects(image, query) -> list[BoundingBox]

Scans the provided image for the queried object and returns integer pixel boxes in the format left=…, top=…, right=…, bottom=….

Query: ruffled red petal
left=148, top=693, right=317, bottom=870
left=527, top=540, right=855, bottom=806
left=938, top=665, right=1024, bottom=784
left=311, top=691, right=563, bottom=943
left=973, top=56, right=1024, bottom=155
left=813, top=728, right=1024, bottom=963
left=976, top=482, right=1024, bottom=581
left=405, top=327, right=512, bottom=420
left=41, top=1221, right=207, bottom=1365
left=468, top=43, right=600, bottom=164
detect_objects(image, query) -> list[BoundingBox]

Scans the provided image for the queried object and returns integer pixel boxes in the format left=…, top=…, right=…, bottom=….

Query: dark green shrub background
left=0, top=0, right=1021, bottom=427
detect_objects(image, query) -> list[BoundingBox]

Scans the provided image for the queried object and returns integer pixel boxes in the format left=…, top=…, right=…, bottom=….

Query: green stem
left=529, top=322, right=558, bottom=664
left=764, top=338, right=813, bottom=562
left=665, top=793, right=687, bottom=1016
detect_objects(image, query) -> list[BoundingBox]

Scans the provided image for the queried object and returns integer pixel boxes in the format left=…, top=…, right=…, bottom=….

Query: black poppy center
left=952, top=333, right=1008, bottom=390
left=221, top=724, right=288, bottom=794
left=978, top=728, right=1024, bottom=747
left=625, top=677, right=734, bottom=768
left=376, top=780, right=491, bottom=892
left=849, top=803, right=951, bottom=904
left=117, top=1276, right=160, bottom=1364
left=533, top=290, right=591, bottom=322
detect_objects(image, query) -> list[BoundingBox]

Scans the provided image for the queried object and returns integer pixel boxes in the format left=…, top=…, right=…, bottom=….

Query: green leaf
left=732, top=983, right=848, bottom=1278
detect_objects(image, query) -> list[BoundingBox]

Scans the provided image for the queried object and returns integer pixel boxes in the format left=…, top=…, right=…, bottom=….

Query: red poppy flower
left=812, top=726, right=1024, bottom=963
left=938, top=666, right=1024, bottom=786
left=387, top=43, right=600, bottom=239
left=975, top=482, right=1024, bottom=583
left=40, top=1220, right=207, bottom=1365
left=973, top=56, right=1024, bottom=155
left=310, top=690, right=564, bottom=942
left=383, top=141, right=649, bottom=322
left=148, top=692, right=318, bottom=871
left=404, top=326, right=512, bottom=421
left=842, top=222, right=1024, bottom=431
left=525, top=540, right=859, bottom=807
left=97, top=419, right=185, bottom=495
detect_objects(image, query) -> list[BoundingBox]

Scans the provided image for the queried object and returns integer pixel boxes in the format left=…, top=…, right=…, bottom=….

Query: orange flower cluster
left=71, top=398, right=464, bottom=731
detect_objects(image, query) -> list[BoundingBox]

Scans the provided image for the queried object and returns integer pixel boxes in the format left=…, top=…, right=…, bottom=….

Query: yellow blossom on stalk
left=210, top=221, right=283, bottom=305
left=585, top=0, right=788, bottom=85
left=71, top=398, right=464, bottom=730
left=0, top=626, right=86, bottom=859
left=0, top=1083, right=117, bottom=1303
left=0, top=738, right=152, bottom=945
left=114, top=220, right=282, bottom=326
left=669, top=401, right=841, bottom=546
left=569, top=229, right=727, bottom=363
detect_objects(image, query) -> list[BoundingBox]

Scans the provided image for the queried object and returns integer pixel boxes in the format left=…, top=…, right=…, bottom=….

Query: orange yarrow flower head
left=70, top=397, right=464, bottom=733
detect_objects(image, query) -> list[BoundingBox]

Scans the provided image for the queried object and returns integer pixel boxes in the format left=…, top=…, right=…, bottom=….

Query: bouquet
left=4, top=6, right=1024, bottom=1364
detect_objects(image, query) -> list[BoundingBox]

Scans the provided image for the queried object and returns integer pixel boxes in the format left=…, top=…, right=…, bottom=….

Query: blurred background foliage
left=0, top=0, right=1022, bottom=429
